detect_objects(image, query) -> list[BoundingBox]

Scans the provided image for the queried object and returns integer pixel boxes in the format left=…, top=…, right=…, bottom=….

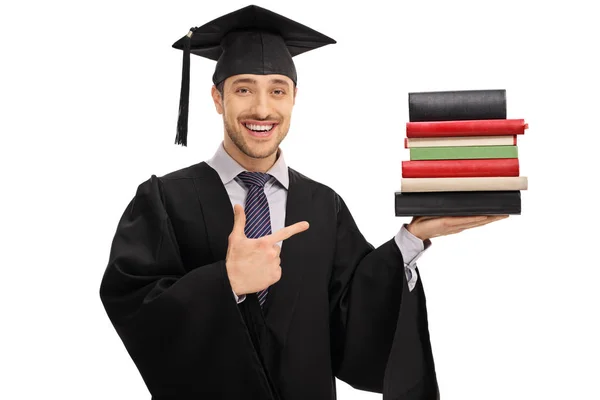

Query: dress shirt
left=206, top=142, right=430, bottom=303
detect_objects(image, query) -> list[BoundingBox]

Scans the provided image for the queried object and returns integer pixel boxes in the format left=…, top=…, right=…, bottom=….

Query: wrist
left=225, top=262, right=244, bottom=296
left=406, top=223, right=428, bottom=242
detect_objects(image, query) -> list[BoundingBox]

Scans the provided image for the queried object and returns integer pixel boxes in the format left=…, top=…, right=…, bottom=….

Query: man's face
left=212, top=74, right=296, bottom=159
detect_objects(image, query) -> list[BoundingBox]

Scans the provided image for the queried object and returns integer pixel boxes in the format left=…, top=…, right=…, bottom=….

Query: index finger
left=266, top=221, right=310, bottom=243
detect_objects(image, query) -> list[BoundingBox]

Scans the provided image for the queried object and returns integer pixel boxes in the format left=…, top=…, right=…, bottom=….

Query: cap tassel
left=175, top=28, right=196, bottom=146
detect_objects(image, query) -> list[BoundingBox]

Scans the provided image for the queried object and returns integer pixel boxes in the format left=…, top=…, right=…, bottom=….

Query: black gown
left=99, top=161, right=439, bottom=400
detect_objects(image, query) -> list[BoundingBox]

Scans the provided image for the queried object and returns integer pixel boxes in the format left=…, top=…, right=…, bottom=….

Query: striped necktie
left=237, top=171, right=273, bottom=308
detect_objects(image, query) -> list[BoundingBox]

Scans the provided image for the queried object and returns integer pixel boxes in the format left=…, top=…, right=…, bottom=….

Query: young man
left=99, top=5, right=507, bottom=400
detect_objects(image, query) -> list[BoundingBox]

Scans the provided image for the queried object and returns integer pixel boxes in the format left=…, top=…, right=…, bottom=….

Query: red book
left=402, top=158, right=520, bottom=178
left=406, top=119, right=528, bottom=138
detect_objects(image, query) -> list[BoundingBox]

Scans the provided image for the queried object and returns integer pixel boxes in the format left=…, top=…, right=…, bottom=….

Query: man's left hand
left=407, top=215, right=509, bottom=241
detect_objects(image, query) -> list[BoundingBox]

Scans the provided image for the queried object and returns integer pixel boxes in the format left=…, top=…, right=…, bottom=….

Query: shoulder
left=133, top=162, right=214, bottom=204
left=137, top=161, right=216, bottom=189
left=288, top=166, right=335, bottom=195
left=288, top=167, right=344, bottom=214
left=158, top=161, right=210, bottom=181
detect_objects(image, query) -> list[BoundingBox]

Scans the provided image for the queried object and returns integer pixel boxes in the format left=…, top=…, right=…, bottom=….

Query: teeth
left=244, top=123, right=273, bottom=131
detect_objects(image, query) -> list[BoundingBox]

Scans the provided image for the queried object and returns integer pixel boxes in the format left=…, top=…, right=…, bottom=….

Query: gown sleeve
left=329, top=194, right=439, bottom=400
left=99, top=175, right=274, bottom=399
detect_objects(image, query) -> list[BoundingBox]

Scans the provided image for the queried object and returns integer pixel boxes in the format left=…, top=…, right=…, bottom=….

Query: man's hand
left=225, top=204, right=310, bottom=296
left=407, top=215, right=509, bottom=241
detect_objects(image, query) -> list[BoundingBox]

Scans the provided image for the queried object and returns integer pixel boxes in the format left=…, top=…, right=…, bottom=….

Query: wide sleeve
left=99, top=175, right=273, bottom=399
left=329, top=194, right=438, bottom=399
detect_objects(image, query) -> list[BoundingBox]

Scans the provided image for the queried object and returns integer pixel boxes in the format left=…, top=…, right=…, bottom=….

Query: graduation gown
left=99, top=161, right=439, bottom=400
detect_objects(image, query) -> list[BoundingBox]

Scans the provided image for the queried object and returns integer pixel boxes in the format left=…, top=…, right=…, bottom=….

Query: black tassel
left=175, top=28, right=196, bottom=146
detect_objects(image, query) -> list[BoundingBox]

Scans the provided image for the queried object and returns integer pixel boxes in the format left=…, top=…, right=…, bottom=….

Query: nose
left=250, top=91, right=269, bottom=119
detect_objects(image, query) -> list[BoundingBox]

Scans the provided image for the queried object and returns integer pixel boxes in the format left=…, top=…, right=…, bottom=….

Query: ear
left=211, top=85, right=224, bottom=115
left=293, top=86, right=298, bottom=105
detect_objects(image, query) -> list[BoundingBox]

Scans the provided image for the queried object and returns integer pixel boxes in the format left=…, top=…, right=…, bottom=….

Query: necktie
left=237, top=171, right=273, bottom=308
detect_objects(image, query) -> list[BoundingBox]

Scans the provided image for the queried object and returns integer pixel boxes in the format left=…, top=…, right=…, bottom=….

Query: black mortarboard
left=171, top=5, right=336, bottom=146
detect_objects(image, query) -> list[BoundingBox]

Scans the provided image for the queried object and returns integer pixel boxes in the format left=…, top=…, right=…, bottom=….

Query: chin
left=243, top=141, right=279, bottom=159
left=226, top=122, right=286, bottom=159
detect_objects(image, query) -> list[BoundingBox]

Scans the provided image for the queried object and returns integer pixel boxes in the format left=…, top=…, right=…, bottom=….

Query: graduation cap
left=171, top=4, right=336, bottom=146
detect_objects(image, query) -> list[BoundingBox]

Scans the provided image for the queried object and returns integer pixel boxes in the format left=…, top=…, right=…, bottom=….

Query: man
left=99, top=5, right=508, bottom=400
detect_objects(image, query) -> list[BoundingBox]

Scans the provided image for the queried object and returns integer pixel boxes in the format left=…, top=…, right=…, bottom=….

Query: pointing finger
left=266, top=221, right=309, bottom=243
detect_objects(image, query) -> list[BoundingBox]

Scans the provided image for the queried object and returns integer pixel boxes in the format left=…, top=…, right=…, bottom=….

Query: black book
left=408, top=89, right=507, bottom=122
left=395, top=191, right=521, bottom=216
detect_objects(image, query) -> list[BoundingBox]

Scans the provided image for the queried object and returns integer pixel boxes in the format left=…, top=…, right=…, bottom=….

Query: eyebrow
left=268, top=78, right=291, bottom=89
left=230, top=77, right=291, bottom=89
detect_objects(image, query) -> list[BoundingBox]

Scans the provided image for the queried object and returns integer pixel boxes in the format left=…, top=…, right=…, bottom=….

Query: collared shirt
left=206, top=141, right=430, bottom=302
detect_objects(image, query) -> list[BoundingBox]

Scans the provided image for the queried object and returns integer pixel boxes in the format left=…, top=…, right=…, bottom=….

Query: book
left=395, top=191, right=521, bottom=216
left=410, top=145, right=518, bottom=160
left=408, top=89, right=506, bottom=122
left=405, top=135, right=517, bottom=148
left=402, top=158, right=519, bottom=178
left=406, top=119, right=527, bottom=138
left=400, top=176, right=528, bottom=192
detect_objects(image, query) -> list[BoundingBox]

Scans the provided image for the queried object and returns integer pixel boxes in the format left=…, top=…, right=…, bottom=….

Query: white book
left=405, top=135, right=517, bottom=148
left=401, top=176, right=528, bottom=192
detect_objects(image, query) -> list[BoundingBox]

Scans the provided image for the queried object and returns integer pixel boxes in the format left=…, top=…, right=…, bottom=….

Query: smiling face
left=212, top=74, right=296, bottom=161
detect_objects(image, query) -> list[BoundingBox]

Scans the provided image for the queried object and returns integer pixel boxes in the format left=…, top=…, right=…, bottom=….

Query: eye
left=236, top=88, right=250, bottom=94
left=273, top=89, right=286, bottom=96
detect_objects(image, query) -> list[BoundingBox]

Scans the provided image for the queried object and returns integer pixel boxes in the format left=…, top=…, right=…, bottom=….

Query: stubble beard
left=224, top=115, right=288, bottom=159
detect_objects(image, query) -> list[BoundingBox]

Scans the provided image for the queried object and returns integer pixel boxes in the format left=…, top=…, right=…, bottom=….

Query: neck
left=223, top=137, right=278, bottom=173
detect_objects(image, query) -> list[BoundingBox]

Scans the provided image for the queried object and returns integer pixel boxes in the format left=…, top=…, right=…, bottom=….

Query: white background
left=2, top=0, right=599, bottom=399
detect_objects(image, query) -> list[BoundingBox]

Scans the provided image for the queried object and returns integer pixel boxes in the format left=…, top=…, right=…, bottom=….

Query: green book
left=410, top=145, right=518, bottom=160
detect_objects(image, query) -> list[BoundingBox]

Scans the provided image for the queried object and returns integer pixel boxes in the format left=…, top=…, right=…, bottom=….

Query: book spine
left=406, top=119, right=527, bottom=138
left=404, top=135, right=517, bottom=148
left=402, top=158, right=519, bottom=178
left=408, top=89, right=506, bottom=122
left=395, top=191, right=522, bottom=216
left=400, top=176, right=528, bottom=192
left=410, top=145, right=518, bottom=160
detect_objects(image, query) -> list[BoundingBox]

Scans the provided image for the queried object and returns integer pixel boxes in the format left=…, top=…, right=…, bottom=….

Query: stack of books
left=395, top=89, right=528, bottom=216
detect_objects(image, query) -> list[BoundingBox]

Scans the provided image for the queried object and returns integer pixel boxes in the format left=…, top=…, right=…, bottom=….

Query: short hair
left=216, top=80, right=225, bottom=98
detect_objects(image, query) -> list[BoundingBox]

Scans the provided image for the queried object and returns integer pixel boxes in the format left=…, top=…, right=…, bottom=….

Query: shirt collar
left=206, top=141, right=289, bottom=189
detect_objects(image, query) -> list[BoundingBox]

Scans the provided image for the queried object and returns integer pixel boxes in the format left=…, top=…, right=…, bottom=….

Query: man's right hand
left=225, top=204, right=310, bottom=296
